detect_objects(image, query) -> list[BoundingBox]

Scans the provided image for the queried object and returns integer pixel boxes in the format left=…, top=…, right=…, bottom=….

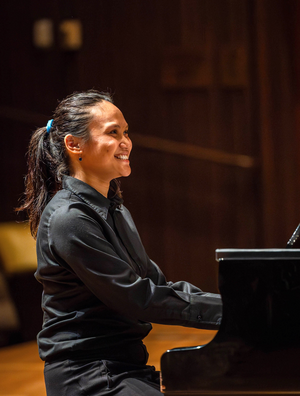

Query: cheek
left=104, top=141, right=117, bottom=154
left=86, top=137, right=118, bottom=161
left=94, top=140, right=115, bottom=156
left=98, top=143, right=118, bottom=165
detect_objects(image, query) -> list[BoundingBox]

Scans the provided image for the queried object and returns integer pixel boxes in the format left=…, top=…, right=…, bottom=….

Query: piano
left=160, top=248, right=300, bottom=395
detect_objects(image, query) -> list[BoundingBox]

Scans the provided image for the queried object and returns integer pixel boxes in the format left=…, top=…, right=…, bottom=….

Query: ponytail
left=16, top=125, right=69, bottom=238
left=17, top=89, right=119, bottom=238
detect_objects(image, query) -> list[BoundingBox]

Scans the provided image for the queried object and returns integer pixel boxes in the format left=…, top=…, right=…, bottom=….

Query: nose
left=120, top=137, right=131, bottom=150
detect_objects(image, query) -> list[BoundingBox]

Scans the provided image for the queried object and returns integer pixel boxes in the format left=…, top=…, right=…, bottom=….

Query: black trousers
left=44, top=359, right=162, bottom=395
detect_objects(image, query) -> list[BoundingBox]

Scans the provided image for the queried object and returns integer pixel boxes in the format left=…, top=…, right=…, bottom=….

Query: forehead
left=89, top=101, right=127, bottom=128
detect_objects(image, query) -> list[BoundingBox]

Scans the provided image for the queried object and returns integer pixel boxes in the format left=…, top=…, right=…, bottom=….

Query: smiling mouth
left=115, top=155, right=129, bottom=160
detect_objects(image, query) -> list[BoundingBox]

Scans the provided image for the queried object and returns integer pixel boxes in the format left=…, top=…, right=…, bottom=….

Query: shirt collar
left=62, top=176, right=120, bottom=220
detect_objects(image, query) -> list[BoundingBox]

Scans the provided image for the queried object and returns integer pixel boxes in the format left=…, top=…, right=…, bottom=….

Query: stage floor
left=0, top=324, right=216, bottom=396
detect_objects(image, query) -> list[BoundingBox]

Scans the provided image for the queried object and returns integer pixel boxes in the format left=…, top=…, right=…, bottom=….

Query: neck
left=72, top=171, right=110, bottom=197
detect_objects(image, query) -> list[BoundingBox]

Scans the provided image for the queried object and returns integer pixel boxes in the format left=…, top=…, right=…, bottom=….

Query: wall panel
left=1, top=0, right=297, bottom=295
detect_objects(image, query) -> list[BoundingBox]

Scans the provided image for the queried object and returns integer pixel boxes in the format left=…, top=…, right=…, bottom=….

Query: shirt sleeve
left=48, top=203, right=222, bottom=329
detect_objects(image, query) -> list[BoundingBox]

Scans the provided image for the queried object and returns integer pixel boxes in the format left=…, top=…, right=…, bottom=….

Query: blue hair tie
left=46, top=119, right=54, bottom=135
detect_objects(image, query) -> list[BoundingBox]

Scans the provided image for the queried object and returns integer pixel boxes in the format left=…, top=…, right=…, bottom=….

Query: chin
left=121, top=169, right=132, bottom=178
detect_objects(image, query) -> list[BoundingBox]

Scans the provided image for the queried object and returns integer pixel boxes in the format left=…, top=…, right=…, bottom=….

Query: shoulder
left=115, top=204, right=140, bottom=233
left=118, top=203, right=130, bottom=215
left=117, top=204, right=134, bottom=221
left=40, top=189, right=105, bottom=237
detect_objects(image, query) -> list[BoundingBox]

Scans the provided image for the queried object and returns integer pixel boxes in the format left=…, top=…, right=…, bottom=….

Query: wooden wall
left=255, top=0, right=300, bottom=247
left=0, top=0, right=299, bottom=294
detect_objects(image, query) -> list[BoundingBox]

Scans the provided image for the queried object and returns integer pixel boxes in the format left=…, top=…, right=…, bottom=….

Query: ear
left=64, top=134, right=83, bottom=156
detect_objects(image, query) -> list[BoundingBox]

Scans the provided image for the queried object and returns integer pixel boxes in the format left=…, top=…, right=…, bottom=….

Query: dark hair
left=17, top=89, right=122, bottom=238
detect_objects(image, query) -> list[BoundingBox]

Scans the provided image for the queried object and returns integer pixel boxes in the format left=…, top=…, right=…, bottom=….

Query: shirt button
left=197, top=314, right=202, bottom=321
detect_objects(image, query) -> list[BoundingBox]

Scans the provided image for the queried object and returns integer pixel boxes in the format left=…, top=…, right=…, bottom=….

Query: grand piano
left=160, top=248, right=300, bottom=395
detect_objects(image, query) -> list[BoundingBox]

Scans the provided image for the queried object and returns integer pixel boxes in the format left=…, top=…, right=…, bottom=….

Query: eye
left=124, top=130, right=129, bottom=136
left=109, top=129, right=118, bottom=135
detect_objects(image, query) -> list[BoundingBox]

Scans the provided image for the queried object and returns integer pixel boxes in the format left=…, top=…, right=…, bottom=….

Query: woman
left=19, top=90, right=222, bottom=395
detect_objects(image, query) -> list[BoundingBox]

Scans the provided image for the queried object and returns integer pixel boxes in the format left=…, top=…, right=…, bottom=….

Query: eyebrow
left=109, top=123, right=129, bottom=129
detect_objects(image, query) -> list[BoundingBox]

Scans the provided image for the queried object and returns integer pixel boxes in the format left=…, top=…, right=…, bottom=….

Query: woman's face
left=81, top=101, right=132, bottom=182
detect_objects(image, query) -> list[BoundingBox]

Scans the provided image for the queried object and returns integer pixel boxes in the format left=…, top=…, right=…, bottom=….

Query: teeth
left=116, top=155, right=128, bottom=160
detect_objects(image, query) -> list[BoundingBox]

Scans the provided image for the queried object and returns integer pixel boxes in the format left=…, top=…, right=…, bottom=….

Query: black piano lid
left=216, top=248, right=300, bottom=261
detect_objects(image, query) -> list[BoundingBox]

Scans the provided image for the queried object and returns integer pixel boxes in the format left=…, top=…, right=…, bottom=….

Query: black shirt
left=35, top=176, right=222, bottom=364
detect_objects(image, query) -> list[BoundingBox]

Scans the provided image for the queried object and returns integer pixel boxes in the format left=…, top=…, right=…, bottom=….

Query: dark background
left=1, top=0, right=300, bottom=295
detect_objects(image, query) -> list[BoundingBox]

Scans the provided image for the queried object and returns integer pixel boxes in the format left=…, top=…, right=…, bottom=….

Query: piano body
left=160, top=249, right=300, bottom=395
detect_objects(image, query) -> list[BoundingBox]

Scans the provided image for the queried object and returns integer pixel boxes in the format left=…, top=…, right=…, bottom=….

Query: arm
left=49, top=204, right=222, bottom=329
